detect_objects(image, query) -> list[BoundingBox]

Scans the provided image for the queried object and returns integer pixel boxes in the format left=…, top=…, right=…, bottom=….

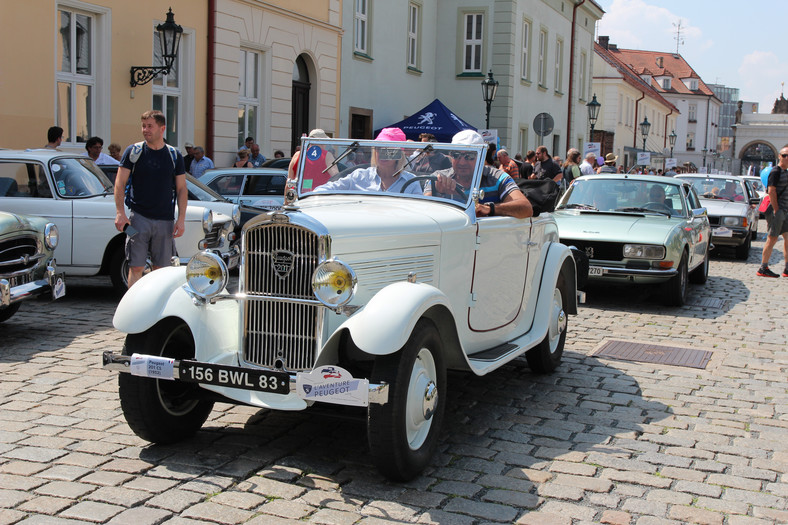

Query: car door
left=683, top=185, right=710, bottom=265
left=468, top=217, right=532, bottom=332
left=241, top=173, right=286, bottom=208
left=206, top=174, right=246, bottom=204
left=0, top=160, right=73, bottom=265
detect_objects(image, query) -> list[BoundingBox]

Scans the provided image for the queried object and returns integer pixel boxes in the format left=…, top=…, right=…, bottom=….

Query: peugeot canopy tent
left=374, top=99, right=476, bottom=143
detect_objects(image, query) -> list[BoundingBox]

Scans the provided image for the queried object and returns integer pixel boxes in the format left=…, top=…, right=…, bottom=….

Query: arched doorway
left=741, top=142, right=776, bottom=176
left=291, top=55, right=311, bottom=155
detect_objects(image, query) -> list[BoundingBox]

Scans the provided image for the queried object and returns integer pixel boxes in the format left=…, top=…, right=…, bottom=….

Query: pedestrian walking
left=757, top=147, right=788, bottom=277
left=114, top=110, right=187, bottom=288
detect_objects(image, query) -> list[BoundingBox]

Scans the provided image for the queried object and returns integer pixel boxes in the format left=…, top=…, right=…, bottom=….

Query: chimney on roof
left=656, top=56, right=663, bottom=68
left=598, top=35, right=609, bottom=49
left=609, top=43, right=617, bottom=50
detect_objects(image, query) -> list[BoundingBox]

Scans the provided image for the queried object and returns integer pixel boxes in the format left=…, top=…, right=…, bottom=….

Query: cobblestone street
left=1, top=225, right=787, bottom=525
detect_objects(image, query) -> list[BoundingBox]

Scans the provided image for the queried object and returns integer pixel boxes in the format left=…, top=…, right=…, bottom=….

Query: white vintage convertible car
left=103, top=138, right=580, bottom=480
left=0, top=150, right=239, bottom=292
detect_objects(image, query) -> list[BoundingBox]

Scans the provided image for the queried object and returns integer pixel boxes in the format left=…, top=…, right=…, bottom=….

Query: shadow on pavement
left=129, top=350, right=672, bottom=496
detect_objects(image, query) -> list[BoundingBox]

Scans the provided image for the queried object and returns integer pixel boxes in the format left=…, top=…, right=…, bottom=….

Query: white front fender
left=113, top=266, right=194, bottom=334
left=334, top=282, right=452, bottom=356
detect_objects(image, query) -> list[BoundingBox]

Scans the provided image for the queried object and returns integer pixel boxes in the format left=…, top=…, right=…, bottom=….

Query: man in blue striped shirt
left=432, top=131, right=532, bottom=219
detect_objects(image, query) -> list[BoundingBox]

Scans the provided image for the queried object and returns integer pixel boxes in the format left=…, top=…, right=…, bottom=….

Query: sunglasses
left=449, top=152, right=476, bottom=161
left=377, top=148, right=402, bottom=160
left=781, top=154, right=788, bottom=158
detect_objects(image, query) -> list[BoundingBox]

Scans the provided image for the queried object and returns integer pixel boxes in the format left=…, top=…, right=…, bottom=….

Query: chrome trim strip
left=590, top=266, right=678, bottom=277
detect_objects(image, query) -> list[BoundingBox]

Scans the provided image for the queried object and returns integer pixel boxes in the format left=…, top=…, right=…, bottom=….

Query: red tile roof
left=594, top=42, right=679, bottom=112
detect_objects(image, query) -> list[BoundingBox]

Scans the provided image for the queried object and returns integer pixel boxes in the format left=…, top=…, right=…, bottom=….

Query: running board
left=466, top=330, right=544, bottom=376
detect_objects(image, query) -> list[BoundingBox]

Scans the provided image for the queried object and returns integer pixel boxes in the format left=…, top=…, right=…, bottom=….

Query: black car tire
left=368, top=319, right=445, bottom=481
left=735, top=232, right=752, bottom=260
left=526, top=278, right=567, bottom=373
left=0, top=303, right=21, bottom=323
left=118, top=318, right=214, bottom=444
left=689, top=245, right=710, bottom=284
left=663, top=254, right=688, bottom=306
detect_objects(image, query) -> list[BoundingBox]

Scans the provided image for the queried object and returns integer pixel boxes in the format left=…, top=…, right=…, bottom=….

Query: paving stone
left=308, top=508, right=363, bottom=525
left=60, top=501, right=125, bottom=522
left=180, top=502, right=255, bottom=524
left=667, top=505, right=723, bottom=525
left=106, top=506, right=172, bottom=525
left=600, top=510, right=632, bottom=525
left=442, top=497, right=518, bottom=522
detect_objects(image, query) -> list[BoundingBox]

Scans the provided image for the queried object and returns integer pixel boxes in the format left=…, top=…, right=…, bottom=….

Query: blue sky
left=596, top=0, right=782, bottom=112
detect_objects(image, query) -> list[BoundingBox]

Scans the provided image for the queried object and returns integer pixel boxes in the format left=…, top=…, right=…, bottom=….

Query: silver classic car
left=102, top=137, right=580, bottom=481
left=0, top=149, right=239, bottom=293
left=554, top=174, right=711, bottom=306
left=676, top=174, right=759, bottom=260
left=0, top=211, right=65, bottom=322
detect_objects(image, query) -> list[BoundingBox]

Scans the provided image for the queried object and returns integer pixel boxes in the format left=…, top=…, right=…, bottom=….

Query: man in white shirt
left=85, top=136, right=120, bottom=165
left=579, top=152, right=596, bottom=175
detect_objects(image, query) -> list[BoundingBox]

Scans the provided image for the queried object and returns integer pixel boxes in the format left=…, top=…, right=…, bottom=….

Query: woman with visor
left=313, top=128, right=422, bottom=194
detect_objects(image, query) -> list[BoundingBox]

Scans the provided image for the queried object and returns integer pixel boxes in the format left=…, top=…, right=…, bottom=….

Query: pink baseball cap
left=375, top=127, right=406, bottom=141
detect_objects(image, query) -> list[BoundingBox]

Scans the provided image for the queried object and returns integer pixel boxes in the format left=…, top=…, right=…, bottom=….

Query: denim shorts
left=125, top=211, right=176, bottom=268
left=765, top=207, right=788, bottom=237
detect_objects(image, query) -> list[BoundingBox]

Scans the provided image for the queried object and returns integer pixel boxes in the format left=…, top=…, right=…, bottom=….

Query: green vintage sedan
left=554, top=174, right=711, bottom=306
left=0, top=211, right=65, bottom=322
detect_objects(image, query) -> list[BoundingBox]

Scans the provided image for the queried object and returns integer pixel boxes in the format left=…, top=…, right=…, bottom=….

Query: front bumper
left=0, top=259, right=65, bottom=306
left=102, top=351, right=389, bottom=406
left=588, top=264, right=678, bottom=281
left=710, top=226, right=748, bottom=247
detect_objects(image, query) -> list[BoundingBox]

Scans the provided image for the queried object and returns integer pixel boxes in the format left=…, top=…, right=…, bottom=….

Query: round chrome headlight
left=312, top=259, right=357, bottom=308
left=232, top=205, right=241, bottom=227
left=186, top=251, right=228, bottom=299
left=202, top=208, right=214, bottom=234
left=44, top=223, right=59, bottom=250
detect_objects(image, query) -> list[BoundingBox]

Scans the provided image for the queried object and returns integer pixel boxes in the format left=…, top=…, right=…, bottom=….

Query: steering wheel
left=643, top=201, right=673, bottom=214
left=400, top=175, right=466, bottom=199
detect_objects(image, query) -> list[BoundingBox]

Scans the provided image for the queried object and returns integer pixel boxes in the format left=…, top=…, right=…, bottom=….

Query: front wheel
left=735, top=233, right=752, bottom=260
left=663, top=254, right=688, bottom=306
left=689, top=244, right=709, bottom=284
left=118, top=318, right=214, bottom=444
left=526, top=283, right=567, bottom=373
left=0, top=303, right=21, bottom=323
left=368, top=319, right=446, bottom=481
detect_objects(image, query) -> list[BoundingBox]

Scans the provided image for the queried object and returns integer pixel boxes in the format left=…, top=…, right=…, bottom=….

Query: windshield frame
left=293, top=137, right=487, bottom=209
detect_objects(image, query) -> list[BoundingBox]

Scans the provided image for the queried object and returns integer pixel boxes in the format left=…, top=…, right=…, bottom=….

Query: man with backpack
left=757, top=147, right=788, bottom=278
left=114, top=110, right=187, bottom=288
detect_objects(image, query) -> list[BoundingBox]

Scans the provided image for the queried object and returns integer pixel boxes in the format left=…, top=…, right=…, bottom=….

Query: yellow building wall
left=0, top=1, right=208, bottom=153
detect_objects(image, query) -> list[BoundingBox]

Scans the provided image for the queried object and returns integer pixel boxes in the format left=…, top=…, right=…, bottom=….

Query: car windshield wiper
left=392, top=144, right=433, bottom=179
left=560, top=203, right=598, bottom=210
left=322, top=141, right=359, bottom=174
left=615, top=206, right=671, bottom=217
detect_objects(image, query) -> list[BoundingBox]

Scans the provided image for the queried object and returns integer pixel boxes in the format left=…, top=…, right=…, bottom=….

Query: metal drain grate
left=593, top=340, right=713, bottom=369
left=686, top=297, right=728, bottom=309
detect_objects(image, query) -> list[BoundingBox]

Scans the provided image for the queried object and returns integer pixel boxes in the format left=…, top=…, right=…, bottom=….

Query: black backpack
left=516, top=178, right=560, bottom=216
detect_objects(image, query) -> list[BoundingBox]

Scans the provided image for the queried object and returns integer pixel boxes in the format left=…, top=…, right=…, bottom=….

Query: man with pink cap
left=313, top=128, right=422, bottom=194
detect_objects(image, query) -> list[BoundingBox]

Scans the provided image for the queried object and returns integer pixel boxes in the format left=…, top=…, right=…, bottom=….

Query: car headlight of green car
left=623, top=244, right=665, bottom=259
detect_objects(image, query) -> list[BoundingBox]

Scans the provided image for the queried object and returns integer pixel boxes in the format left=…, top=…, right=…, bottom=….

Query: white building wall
left=338, top=0, right=602, bottom=157
left=214, top=0, right=341, bottom=166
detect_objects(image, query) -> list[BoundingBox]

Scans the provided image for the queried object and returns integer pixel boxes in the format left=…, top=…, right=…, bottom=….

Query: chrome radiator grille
left=243, top=223, right=320, bottom=371
left=0, top=236, right=38, bottom=274
left=202, top=224, right=224, bottom=248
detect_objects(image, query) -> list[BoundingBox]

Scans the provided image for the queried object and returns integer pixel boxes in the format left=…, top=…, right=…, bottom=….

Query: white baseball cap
left=452, top=130, right=485, bottom=145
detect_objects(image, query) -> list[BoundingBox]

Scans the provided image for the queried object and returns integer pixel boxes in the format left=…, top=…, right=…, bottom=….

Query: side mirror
left=749, top=197, right=761, bottom=206
left=692, top=208, right=707, bottom=218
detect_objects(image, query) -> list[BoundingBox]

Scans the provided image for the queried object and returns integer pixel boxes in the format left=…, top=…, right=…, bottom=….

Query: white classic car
left=676, top=174, right=760, bottom=260
left=102, top=138, right=581, bottom=481
left=0, top=150, right=239, bottom=293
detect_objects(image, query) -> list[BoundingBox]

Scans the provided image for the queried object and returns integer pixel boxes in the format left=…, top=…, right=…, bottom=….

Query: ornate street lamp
left=668, top=129, right=677, bottom=158
left=130, top=8, right=183, bottom=87
left=481, top=70, right=499, bottom=129
left=640, top=117, right=651, bottom=152
left=586, top=93, right=601, bottom=139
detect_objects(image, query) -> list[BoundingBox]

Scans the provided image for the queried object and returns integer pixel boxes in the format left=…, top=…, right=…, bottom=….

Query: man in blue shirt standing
left=189, top=146, right=214, bottom=179
left=113, top=110, right=187, bottom=288
left=249, top=143, right=266, bottom=167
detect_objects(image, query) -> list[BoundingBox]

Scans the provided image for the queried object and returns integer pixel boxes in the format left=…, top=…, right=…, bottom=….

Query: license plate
left=178, top=360, right=290, bottom=394
left=713, top=227, right=733, bottom=238
left=588, top=266, right=605, bottom=276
